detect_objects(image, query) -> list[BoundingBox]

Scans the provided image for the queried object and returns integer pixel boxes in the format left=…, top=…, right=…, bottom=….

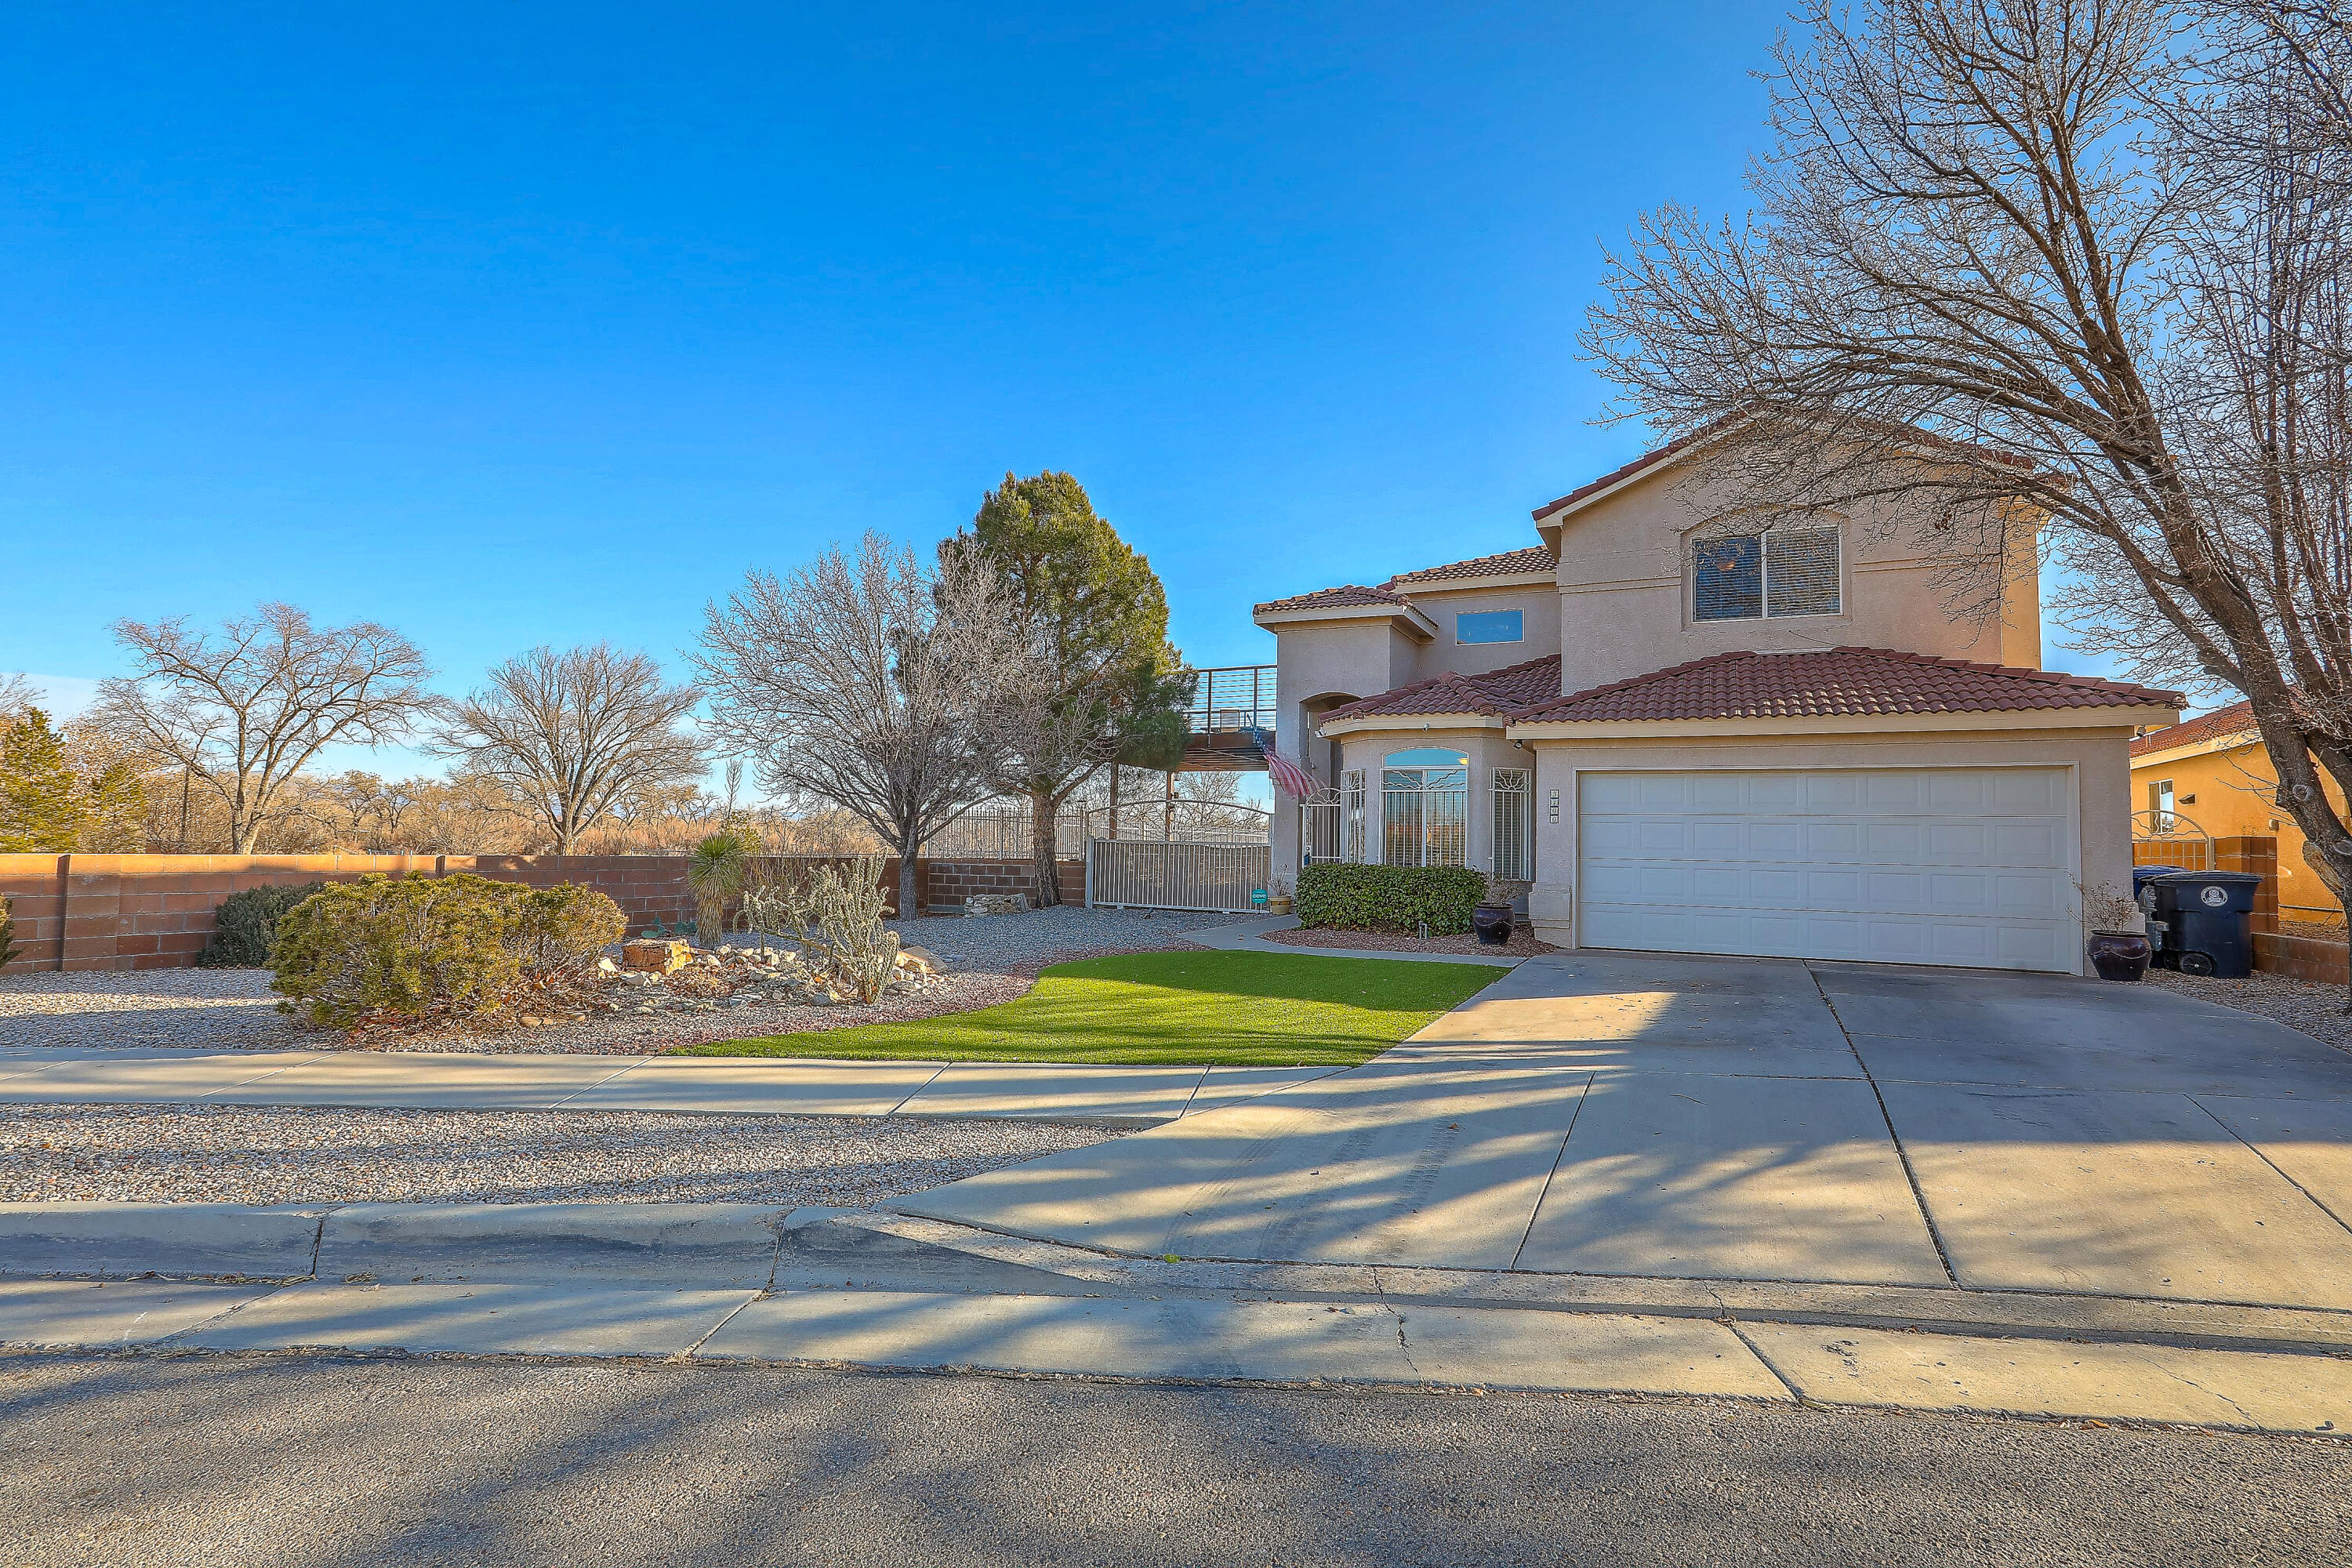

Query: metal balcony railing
left=1185, top=665, right=1276, bottom=735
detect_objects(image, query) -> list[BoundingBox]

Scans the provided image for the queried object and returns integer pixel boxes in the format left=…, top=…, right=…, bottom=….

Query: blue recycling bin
left=2147, top=869, right=2265, bottom=978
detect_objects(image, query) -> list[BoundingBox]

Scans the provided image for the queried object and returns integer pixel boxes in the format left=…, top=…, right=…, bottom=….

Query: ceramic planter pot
left=1267, top=895, right=1293, bottom=916
left=1472, top=902, right=1514, bottom=946
left=2086, top=930, right=2152, bottom=982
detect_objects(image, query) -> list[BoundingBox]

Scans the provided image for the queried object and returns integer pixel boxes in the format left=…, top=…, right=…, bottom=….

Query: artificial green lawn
left=677, top=949, right=1501, bottom=1066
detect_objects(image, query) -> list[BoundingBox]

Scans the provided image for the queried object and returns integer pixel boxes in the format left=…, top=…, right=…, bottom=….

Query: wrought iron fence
left=1086, top=839, right=1272, bottom=913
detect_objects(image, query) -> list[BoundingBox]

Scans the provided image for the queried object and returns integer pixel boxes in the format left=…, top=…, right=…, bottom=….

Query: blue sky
left=0, top=2, right=2139, bottom=793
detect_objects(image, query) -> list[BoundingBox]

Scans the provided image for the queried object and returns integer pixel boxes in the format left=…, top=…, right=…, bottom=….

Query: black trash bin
left=2147, top=869, right=2265, bottom=978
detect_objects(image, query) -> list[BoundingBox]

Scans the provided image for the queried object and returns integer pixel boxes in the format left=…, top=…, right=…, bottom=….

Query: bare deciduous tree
left=1581, top=0, right=2352, bottom=931
left=87, top=603, right=436, bottom=852
left=693, top=533, right=1028, bottom=920
left=431, top=644, right=704, bottom=855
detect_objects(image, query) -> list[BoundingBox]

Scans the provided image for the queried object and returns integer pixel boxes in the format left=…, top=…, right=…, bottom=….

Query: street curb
left=313, top=1202, right=793, bottom=1287
left=0, top=1202, right=337, bottom=1280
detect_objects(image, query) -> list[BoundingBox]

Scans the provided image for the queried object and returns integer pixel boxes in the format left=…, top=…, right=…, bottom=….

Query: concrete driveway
left=902, top=953, right=2352, bottom=1312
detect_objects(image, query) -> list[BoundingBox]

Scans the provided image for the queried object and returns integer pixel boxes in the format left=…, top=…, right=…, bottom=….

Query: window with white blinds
left=1693, top=527, right=1842, bottom=621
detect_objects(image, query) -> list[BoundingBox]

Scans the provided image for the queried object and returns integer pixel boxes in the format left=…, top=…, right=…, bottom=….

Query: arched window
left=1382, top=749, right=1468, bottom=866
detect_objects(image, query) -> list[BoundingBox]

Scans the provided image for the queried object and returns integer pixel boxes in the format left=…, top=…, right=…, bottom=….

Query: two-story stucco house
left=1253, top=433, right=2183, bottom=975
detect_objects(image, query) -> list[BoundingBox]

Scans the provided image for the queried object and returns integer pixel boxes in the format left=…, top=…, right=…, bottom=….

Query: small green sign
left=1250, top=887, right=1269, bottom=908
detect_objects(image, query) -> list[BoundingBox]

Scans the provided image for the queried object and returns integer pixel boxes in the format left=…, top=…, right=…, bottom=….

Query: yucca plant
left=686, top=828, right=760, bottom=943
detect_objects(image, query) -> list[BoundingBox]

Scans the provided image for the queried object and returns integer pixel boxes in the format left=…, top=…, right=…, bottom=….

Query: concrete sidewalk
left=0, top=1047, right=1347, bottom=1124
left=5, top=1202, right=2352, bottom=1435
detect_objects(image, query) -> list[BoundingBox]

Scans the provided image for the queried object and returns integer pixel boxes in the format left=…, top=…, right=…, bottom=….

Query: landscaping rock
left=964, top=895, right=1029, bottom=917
left=897, top=945, right=944, bottom=976
left=622, top=940, right=692, bottom=975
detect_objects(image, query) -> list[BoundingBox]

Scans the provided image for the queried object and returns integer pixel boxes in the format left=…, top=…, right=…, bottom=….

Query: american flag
left=1250, top=727, right=1322, bottom=799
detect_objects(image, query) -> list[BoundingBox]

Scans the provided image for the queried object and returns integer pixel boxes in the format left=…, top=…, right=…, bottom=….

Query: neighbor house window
left=1455, top=609, right=1523, bottom=644
left=2147, top=778, right=2175, bottom=832
left=1342, top=769, right=1367, bottom=863
left=1381, top=748, right=1468, bottom=867
left=1693, top=528, right=1842, bottom=621
left=1491, top=768, right=1533, bottom=881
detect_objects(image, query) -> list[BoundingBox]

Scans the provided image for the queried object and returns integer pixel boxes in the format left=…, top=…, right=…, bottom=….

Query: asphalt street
left=2, top=1352, right=2345, bottom=1567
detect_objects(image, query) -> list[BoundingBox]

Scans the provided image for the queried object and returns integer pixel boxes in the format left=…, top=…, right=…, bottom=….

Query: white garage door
left=1577, top=768, right=2076, bottom=972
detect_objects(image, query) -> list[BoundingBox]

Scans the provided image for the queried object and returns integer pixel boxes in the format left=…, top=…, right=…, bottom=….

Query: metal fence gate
left=1084, top=839, right=1272, bottom=913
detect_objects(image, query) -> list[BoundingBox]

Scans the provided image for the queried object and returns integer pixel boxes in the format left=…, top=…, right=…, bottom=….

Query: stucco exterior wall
left=2131, top=739, right=2346, bottom=920
left=1400, top=584, right=1562, bottom=682
left=1521, top=725, right=2141, bottom=972
left=1550, top=464, right=2024, bottom=696
left=1269, top=617, right=1425, bottom=875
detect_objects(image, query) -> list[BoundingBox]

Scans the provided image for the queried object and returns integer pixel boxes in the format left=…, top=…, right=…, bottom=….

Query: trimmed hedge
left=195, top=882, right=325, bottom=968
left=1294, top=863, right=1486, bottom=935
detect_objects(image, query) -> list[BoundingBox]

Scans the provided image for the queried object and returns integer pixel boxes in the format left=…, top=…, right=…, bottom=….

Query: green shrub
left=270, top=873, right=626, bottom=1030
left=0, top=894, right=22, bottom=968
left=195, top=882, right=325, bottom=968
left=1294, top=863, right=1487, bottom=935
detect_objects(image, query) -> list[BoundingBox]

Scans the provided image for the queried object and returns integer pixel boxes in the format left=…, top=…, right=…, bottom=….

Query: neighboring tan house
left=2130, top=701, right=2346, bottom=925
left=1253, top=432, right=2183, bottom=975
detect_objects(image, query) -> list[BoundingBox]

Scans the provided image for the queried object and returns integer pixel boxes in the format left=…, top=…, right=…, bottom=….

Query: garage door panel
left=1577, top=768, right=2075, bottom=974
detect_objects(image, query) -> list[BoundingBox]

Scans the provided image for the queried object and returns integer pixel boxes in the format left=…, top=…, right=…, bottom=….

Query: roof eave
left=1507, top=705, right=2180, bottom=742
left=1386, top=569, right=1559, bottom=594
left=1253, top=602, right=1439, bottom=641
left=1320, top=711, right=1512, bottom=737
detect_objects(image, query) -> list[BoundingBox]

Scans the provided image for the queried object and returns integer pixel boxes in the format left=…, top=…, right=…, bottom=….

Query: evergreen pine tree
left=0, top=710, right=88, bottom=851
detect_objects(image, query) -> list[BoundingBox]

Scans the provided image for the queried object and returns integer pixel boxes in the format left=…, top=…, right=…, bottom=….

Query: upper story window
left=1454, top=609, right=1523, bottom=644
left=1693, top=527, right=1842, bottom=622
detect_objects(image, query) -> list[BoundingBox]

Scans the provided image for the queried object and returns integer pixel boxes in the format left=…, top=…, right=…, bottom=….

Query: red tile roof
left=1531, top=433, right=1706, bottom=521
left=2130, top=699, right=2255, bottom=757
left=1529, top=416, right=2037, bottom=523
left=1514, top=648, right=2183, bottom=724
left=1254, top=583, right=1408, bottom=614
left=1319, top=655, right=1563, bottom=723
left=1385, top=546, right=1558, bottom=586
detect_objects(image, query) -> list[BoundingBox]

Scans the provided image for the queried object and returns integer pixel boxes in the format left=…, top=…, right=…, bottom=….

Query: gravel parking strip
left=0, top=1103, right=1125, bottom=1206
left=2147, top=967, right=2352, bottom=1054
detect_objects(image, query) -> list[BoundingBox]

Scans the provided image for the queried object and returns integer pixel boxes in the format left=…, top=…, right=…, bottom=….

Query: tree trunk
left=1029, top=788, right=1062, bottom=907
left=1163, top=770, right=1174, bottom=842
left=898, top=853, right=919, bottom=923
left=1107, top=766, right=1120, bottom=840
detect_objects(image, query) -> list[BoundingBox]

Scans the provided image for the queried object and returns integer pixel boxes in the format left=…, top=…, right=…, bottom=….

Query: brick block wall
left=2134, top=834, right=2350, bottom=981
left=0, top=851, right=1091, bottom=975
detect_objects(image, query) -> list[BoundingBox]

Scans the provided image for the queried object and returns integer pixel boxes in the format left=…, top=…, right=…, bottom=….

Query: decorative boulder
left=622, top=939, right=693, bottom=975
left=963, top=894, right=1029, bottom=918
left=897, top=945, right=943, bottom=976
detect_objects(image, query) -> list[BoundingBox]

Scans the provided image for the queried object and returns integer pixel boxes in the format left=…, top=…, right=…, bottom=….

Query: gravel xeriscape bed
left=0, top=1103, right=1125, bottom=1206
left=0, top=907, right=1236, bottom=1055
left=2146, top=966, right=2352, bottom=1054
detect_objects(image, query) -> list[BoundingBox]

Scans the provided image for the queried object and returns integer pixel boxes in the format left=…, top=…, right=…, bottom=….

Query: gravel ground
left=883, top=905, right=1234, bottom=969
left=1265, top=925, right=1560, bottom=957
left=5, top=1357, right=2347, bottom=1568
left=2147, top=965, right=2352, bottom=1054
left=0, top=1103, right=1123, bottom=1205
left=0, top=908, right=1225, bottom=1055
